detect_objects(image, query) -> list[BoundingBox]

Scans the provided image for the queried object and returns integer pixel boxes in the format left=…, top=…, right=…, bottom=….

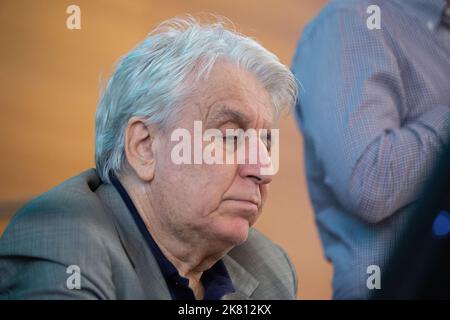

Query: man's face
left=151, top=61, right=275, bottom=248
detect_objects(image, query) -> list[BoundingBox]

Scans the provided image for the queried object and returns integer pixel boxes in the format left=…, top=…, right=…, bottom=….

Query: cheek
left=159, top=140, right=239, bottom=216
left=188, top=164, right=239, bottom=217
left=201, top=166, right=238, bottom=215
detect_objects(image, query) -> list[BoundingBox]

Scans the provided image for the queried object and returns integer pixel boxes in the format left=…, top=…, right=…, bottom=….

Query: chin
left=214, top=217, right=251, bottom=246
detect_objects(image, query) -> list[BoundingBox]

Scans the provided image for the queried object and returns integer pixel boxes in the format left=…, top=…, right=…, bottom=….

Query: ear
left=124, top=117, right=158, bottom=182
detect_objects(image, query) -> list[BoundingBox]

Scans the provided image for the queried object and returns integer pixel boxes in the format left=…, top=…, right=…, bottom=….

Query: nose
left=238, top=139, right=274, bottom=185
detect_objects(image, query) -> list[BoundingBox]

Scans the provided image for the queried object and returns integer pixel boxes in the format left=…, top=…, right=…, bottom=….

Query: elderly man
left=0, top=17, right=298, bottom=300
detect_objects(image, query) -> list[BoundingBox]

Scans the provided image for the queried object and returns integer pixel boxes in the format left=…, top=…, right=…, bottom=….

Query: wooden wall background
left=0, top=0, right=332, bottom=299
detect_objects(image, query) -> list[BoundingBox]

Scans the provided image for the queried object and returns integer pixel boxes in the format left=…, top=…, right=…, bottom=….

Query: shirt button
left=427, top=21, right=435, bottom=31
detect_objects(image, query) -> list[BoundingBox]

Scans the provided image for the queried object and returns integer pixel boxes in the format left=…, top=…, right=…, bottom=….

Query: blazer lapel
left=221, top=254, right=259, bottom=300
left=96, top=183, right=172, bottom=299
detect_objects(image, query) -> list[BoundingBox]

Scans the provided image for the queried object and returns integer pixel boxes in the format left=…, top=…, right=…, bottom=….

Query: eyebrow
left=206, top=107, right=250, bottom=129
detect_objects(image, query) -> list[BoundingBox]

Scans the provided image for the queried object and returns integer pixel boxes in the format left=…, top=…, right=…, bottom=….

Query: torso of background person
left=0, top=169, right=297, bottom=300
left=292, top=0, right=450, bottom=299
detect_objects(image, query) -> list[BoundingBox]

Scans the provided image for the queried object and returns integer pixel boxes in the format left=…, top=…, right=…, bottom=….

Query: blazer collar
left=222, top=255, right=259, bottom=300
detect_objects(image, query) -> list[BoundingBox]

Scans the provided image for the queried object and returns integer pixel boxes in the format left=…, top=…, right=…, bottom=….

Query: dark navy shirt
left=110, top=174, right=235, bottom=300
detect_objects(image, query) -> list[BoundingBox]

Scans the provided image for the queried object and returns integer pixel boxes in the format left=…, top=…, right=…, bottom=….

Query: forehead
left=186, top=61, right=274, bottom=128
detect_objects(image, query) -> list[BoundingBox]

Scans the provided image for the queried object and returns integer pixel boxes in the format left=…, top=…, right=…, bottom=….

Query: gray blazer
left=0, top=169, right=297, bottom=299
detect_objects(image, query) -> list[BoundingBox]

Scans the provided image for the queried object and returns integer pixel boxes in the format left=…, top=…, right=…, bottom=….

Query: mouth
left=222, top=198, right=260, bottom=215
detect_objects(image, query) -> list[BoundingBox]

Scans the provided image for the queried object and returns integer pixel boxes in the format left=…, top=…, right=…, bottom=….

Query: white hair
left=95, top=15, right=298, bottom=183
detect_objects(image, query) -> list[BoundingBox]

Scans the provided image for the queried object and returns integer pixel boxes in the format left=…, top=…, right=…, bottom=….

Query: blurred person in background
left=292, top=0, right=450, bottom=298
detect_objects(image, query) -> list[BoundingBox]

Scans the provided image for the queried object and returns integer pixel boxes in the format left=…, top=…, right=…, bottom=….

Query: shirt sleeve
left=292, top=5, right=450, bottom=224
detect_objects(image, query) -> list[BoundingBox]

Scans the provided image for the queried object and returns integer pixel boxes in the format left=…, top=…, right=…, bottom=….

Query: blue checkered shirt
left=292, top=0, right=450, bottom=299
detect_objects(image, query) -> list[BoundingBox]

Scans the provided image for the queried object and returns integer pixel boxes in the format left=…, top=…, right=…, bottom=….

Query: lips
left=223, top=197, right=261, bottom=209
